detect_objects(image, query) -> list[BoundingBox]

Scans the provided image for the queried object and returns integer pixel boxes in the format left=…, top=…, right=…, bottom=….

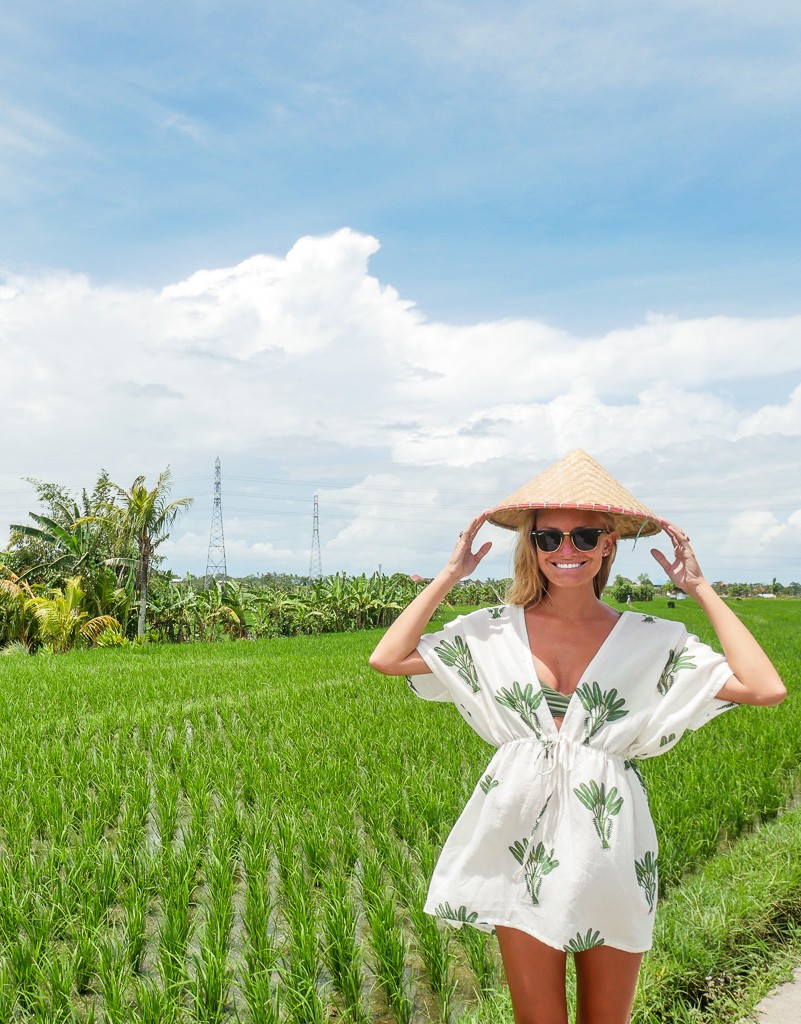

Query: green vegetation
left=1, top=470, right=507, bottom=649
left=0, top=597, right=795, bottom=1021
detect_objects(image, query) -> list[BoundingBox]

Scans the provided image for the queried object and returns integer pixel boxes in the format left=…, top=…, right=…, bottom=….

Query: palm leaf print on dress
left=495, top=682, right=546, bottom=737
left=575, top=682, right=629, bottom=743
left=635, top=851, right=658, bottom=912
left=563, top=929, right=605, bottom=952
left=574, top=781, right=623, bottom=850
left=487, top=605, right=506, bottom=619
left=479, top=774, right=499, bottom=794
left=657, top=646, right=697, bottom=695
left=624, top=759, right=647, bottom=791
left=434, top=903, right=479, bottom=925
left=509, top=838, right=559, bottom=905
left=434, top=636, right=480, bottom=692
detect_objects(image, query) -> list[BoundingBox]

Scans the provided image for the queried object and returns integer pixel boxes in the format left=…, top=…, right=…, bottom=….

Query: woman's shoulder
left=619, top=610, right=687, bottom=640
left=441, top=603, right=515, bottom=636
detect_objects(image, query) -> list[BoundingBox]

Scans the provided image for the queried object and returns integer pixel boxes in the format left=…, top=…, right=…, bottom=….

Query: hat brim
left=486, top=501, right=664, bottom=540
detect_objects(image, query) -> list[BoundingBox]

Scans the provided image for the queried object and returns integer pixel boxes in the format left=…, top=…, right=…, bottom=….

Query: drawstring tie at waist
left=512, top=737, right=577, bottom=882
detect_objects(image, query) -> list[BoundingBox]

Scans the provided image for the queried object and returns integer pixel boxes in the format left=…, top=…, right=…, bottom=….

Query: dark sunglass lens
left=572, top=528, right=603, bottom=551
left=534, top=530, right=562, bottom=552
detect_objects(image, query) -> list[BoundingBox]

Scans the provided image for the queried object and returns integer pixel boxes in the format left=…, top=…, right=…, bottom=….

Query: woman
left=369, top=450, right=785, bottom=1024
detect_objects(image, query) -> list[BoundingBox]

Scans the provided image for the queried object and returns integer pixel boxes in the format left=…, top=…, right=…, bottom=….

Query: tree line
left=0, top=469, right=506, bottom=653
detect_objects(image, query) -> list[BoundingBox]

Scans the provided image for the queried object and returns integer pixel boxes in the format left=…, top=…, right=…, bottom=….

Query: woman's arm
left=369, top=512, right=492, bottom=677
left=651, top=523, right=786, bottom=706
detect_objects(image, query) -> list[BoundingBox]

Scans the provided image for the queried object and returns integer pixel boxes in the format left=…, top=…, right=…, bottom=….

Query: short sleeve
left=406, top=614, right=471, bottom=704
left=406, top=610, right=499, bottom=746
left=638, top=629, right=737, bottom=757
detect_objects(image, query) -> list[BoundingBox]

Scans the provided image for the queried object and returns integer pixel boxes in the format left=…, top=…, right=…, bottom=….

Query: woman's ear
left=603, top=532, right=617, bottom=556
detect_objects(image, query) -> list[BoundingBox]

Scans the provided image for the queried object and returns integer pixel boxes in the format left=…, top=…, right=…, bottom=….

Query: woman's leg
left=574, top=945, right=643, bottom=1024
left=496, top=926, right=569, bottom=1024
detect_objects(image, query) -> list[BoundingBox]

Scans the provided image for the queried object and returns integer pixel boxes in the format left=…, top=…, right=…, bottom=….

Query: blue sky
left=4, top=1, right=801, bottom=327
left=2, top=1, right=801, bottom=582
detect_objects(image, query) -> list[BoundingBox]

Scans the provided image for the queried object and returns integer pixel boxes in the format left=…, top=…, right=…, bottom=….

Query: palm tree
left=26, top=577, right=120, bottom=653
left=0, top=565, right=38, bottom=649
left=100, top=469, right=193, bottom=639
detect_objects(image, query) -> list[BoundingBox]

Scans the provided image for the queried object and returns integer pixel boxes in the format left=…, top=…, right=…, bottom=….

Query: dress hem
left=426, top=904, right=654, bottom=955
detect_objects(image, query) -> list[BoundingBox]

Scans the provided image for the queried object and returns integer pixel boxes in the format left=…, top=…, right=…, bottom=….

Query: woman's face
left=532, top=508, right=615, bottom=592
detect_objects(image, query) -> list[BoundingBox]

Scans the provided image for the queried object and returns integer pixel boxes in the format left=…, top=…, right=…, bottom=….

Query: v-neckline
left=512, top=605, right=628, bottom=735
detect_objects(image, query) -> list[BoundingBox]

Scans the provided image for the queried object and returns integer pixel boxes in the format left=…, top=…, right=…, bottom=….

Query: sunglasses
left=531, top=528, right=608, bottom=553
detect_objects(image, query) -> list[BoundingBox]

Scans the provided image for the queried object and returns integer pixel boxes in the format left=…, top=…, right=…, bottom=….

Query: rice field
left=0, top=597, right=798, bottom=1022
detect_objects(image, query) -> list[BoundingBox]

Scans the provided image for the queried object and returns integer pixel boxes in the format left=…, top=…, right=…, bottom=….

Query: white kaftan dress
left=408, top=606, right=737, bottom=953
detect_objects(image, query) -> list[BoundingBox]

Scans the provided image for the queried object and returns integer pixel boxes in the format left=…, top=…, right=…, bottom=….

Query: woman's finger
left=650, top=548, right=672, bottom=573
left=474, top=541, right=493, bottom=564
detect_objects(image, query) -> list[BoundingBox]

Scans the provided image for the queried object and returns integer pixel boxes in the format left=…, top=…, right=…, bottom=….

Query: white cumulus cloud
left=2, top=227, right=801, bottom=581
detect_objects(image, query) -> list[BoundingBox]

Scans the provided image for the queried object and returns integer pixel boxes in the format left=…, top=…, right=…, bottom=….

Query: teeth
left=555, top=562, right=583, bottom=569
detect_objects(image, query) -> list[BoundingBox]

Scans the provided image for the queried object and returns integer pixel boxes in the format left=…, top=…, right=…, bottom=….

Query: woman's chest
left=526, top=618, right=619, bottom=695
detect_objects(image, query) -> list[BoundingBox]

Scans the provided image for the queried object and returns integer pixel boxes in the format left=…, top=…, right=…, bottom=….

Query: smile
left=553, top=561, right=586, bottom=569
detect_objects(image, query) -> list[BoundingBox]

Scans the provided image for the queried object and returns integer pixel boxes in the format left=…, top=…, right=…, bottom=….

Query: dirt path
left=748, top=965, right=801, bottom=1022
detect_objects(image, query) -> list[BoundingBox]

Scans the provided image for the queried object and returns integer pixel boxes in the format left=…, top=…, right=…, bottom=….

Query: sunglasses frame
left=531, top=527, right=608, bottom=553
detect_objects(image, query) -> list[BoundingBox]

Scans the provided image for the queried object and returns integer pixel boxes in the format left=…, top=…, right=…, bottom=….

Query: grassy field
left=0, top=597, right=798, bottom=1022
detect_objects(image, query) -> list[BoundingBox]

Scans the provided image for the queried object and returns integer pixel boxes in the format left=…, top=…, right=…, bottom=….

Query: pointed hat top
left=486, top=449, right=661, bottom=539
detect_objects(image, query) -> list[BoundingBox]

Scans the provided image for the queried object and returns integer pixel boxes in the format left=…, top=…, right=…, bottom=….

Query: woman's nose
left=558, top=533, right=578, bottom=554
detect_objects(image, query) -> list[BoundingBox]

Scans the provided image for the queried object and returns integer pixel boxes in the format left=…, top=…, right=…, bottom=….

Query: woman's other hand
left=369, top=511, right=492, bottom=677
left=650, top=521, right=706, bottom=594
left=444, top=511, right=493, bottom=581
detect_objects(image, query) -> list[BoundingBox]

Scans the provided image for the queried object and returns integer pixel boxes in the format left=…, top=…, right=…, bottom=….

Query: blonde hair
left=505, top=510, right=618, bottom=607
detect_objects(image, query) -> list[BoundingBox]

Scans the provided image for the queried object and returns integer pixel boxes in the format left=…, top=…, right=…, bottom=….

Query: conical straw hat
left=487, top=449, right=662, bottom=539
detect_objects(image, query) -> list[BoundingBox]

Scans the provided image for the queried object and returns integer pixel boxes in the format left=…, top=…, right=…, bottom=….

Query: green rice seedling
left=0, top=962, right=16, bottom=1021
left=133, top=977, right=179, bottom=1024
left=94, top=841, right=123, bottom=922
left=154, top=770, right=180, bottom=853
left=39, top=946, right=77, bottom=1021
left=457, top=927, right=496, bottom=1001
left=241, top=967, right=281, bottom=1024
left=358, top=852, right=385, bottom=918
left=281, top=914, right=326, bottom=1024
left=300, top=821, right=331, bottom=885
left=330, top=818, right=361, bottom=876
left=7, top=932, right=47, bottom=1011
left=281, top=871, right=327, bottom=1024
left=189, top=941, right=232, bottom=1024
left=73, top=929, right=100, bottom=996
left=158, top=868, right=193, bottom=994
left=189, top=843, right=235, bottom=1022
left=321, top=872, right=365, bottom=1022
left=241, top=856, right=282, bottom=1024
left=410, top=893, right=457, bottom=1021
left=123, top=886, right=149, bottom=974
left=274, top=816, right=297, bottom=886
left=98, top=939, right=131, bottom=1024
left=366, top=889, right=413, bottom=1024
left=375, top=834, right=415, bottom=905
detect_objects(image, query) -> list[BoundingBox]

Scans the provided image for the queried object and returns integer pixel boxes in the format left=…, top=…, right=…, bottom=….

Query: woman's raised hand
left=444, top=512, right=493, bottom=581
left=650, top=521, right=706, bottom=594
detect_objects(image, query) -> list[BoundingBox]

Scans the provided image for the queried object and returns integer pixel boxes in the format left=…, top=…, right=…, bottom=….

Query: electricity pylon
left=205, top=457, right=228, bottom=581
left=308, top=493, right=322, bottom=579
